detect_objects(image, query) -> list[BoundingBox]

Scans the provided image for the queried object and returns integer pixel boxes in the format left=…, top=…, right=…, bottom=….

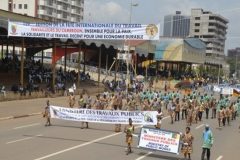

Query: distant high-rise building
left=228, top=48, right=240, bottom=58
left=190, top=8, right=228, bottom=64
left=163, top=11, right=190, bottom=38
left=0, top=0, right=84, bottom=22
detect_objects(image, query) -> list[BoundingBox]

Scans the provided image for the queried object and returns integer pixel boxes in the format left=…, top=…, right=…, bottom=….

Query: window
left=63, top=4, right=68, bottom=10
left=24, top=4, right=27, bottom=9
left=209, top=16, right=215, bottom=20
left=63, top=12, right=68, bottom=19
left=208, top=29, right=214, bottom=32
left=48, top=0, right=53, bottom=6
left=195, top=17, right=200, bottom=20
left=19, top=4, right=22, bottom=9
left=8, top=3, right=12, bottom=11
left=195, top=23, right=200, bottom=26
left=194, top=29, right=199, bottom=32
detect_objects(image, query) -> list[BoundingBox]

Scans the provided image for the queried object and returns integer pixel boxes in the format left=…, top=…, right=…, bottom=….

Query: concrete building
left=0, top=0, right=84, bottom=22
left=190, top=8, right=228, bottom=65
left=228, top=47, right=240, bottom=58
left=0, top=0, right=84, bottom=59
left=163, top=11, right=190, bottom=38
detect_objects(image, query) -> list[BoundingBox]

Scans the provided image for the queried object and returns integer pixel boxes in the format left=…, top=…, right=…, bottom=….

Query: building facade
left=0, top=0, right=84, bottom=22
left=228, top=47, right=240, bottom=58
left=163, top=11, right=190, bottom=38
left=190, top=8, right=228, bottom=65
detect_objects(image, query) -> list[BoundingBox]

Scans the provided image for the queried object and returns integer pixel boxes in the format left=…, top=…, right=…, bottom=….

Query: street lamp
left=235, top=54, right=238, bottom=79
left=126, top=0, right=138, bottom=94
left=129, top=0, right=138, bottom=23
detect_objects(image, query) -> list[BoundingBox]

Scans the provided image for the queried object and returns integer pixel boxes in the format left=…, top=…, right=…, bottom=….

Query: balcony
left=38, top=1, right=46, bottom=6
left=38, top=9, right=45, bottom=15
left=57, top=5, right=62, bottom=10
left=57, top=14, right=62, bottom=19
left=60, top=0, right=70, bottom=4
left=71, top=0, right=76, bottom=6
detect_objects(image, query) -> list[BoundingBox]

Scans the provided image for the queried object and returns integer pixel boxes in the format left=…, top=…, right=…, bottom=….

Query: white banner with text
left=49, top=106, right=158, bottom=125
left=8, top=21, right=160, bottom=40
left=138, top=127, right=181, bottom=154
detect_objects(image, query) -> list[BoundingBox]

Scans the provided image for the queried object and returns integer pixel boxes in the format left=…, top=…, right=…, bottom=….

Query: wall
left=12, top=0, right=36, bottom=16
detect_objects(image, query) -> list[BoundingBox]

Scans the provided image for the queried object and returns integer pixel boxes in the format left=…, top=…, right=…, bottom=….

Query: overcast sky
left=84, top=0, right=240, bottom=54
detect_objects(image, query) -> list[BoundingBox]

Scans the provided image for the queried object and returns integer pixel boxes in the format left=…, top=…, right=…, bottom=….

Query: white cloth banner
left=138, top=127, right=181, bottom=154
left=49, top=106, right=158, bottom=125
left=8, top=22, right=160, bottom=40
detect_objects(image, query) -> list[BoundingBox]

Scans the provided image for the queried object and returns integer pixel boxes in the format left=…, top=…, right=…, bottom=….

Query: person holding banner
left=155, top=108, right=163, bottom=129
left=69, top=93, right=75, bottom=108
left=181, top=127, right=194, bottom=160
left=43, top=100, right=51, bottom=126
left=78, top=94, right=89, bottom=129
left=124, top=118, right=135, bottom=155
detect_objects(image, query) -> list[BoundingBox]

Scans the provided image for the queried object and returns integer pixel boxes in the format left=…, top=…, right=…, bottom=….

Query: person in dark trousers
left=205, top=100, right=210, bottom=119
left=201, top=125, right=213, bottom=160
left=181, top=98, right=187, bottom=120
left=175, top=99, right=180, bottom=121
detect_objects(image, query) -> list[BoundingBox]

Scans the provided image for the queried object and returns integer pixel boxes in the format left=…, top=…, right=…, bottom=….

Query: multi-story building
left=163, top=11, right=190, bottom=38
left=228, top=47, right=240, bottom=58
left=190, top=8, right=228, bottom=65
left=0, top=0, right=84, bottom=22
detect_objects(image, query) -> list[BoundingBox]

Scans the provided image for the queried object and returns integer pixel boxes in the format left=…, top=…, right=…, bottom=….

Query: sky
left=84, top=0, right=240, bottom=54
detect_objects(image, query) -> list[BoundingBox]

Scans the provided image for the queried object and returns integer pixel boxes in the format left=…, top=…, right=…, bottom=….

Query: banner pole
left=98, top=45, right=102, bottom=87
left=20, top=37, right=25, bottom=87
left=52, top=39, right=56, bottom=93
left=77, top=42, right=81, bottom=89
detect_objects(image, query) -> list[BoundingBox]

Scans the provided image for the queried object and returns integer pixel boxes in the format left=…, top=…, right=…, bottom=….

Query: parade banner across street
left=49, top=106, right=158, bottom=125
left=8, top=21, right=160, bottom=40
left=138, top=127, right=181, bottom=154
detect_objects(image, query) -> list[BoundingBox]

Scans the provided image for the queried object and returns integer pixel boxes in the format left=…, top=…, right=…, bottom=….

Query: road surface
left=0, top=97, right=240, bottom=160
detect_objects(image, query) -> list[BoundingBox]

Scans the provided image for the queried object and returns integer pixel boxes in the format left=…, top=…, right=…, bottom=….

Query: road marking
left=13, top=123, right=40, bottom=129
left=34, top=116, right=170, bottom=160
left=195, top=124, right=205, bottom=129
left=135, top=152, right=153, bottom=160
left=216, top=155, right=223, bottom=160
left=34, top=132, right=122, bottom=160
left=6, top=134, right=42, bottom=144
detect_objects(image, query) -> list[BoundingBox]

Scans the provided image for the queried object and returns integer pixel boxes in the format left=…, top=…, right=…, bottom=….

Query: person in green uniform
left=124, top=118, right=135, bottom=155
left=201, top=125, right=214, bottom=160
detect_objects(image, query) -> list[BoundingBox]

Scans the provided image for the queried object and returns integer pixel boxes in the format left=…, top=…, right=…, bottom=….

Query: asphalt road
left=0, top=103, right=240, bottom=160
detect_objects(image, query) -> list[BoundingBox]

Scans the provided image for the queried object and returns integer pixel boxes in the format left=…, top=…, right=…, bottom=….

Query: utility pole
left=235, top=54, right=238, bottom=79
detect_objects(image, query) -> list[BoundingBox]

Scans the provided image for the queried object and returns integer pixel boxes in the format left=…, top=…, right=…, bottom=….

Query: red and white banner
left=138, top=127, right=181, bottom=154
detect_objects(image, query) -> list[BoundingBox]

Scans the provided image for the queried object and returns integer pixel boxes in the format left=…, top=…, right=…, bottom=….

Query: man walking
left=201, top=124, right=213, bottom=160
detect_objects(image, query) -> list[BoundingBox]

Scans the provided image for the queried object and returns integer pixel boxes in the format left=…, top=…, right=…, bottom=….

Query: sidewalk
left=0, top=85, right=104, bottom=120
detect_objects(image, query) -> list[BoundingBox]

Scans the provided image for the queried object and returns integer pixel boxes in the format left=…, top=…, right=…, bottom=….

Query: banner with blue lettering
left=49, top=106, right=158, bottom=125
left=8, top=21, right=160, bottom=40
